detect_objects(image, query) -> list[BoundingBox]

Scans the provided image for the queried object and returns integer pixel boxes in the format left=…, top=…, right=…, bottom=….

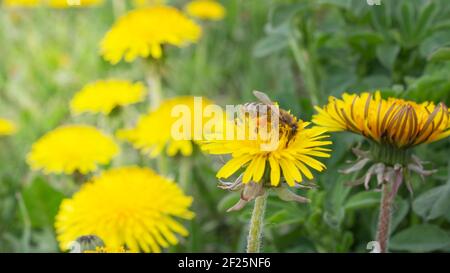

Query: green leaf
left=376, top=43, right=400, bottom=70
left=415, top=2, right=437, bottom=40
left=344, top=191, right=381, bottom=211
left=267, top=3, right=306, bottom=30
left=419, top=30, right=450, bottom=57
left=398, top=0, right=415, bottom=47
left=428, top=47, right=450, bottom=62
left=253, top=33, right=289, bottom=58
left=22, top=177, right=65, bottom=228
left=370, top=0, right=392, bottom=32
left=390, top=224, right=450, bottom=252
left=413, top=183, right=450, bottom=221
left=347, top=32, right=384, bottom=45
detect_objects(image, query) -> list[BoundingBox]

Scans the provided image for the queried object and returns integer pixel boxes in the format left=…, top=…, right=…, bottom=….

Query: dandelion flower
left=70, top=79, right=145, bottom=115
left=55, top=166, right=194, bottom=253
left=118, top=96, right=214, bottom=157
left=202, top=102, right=331, bottom=187
left=201, top=91, right=331, bottom=211
left=313, top=91, right=450, bottom=253
left=0, top=118, right=17, bottom=136
left=185, top=0, right=226, bottom=21
left=3, top=0, right=104, bottom=8
left=3, top=0, right=39, bottom=7
left=27, top=125, right=119, bottom=174
left=100, top=6, right=202, bottom=64
left=313, top=91, right=450, bottom=150
left=47, top=0, right=104, bottom=8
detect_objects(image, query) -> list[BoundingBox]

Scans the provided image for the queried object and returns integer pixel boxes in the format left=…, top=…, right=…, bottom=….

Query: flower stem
left=146, top=66, right=162, bottom=110
left=246, top=191, right=268, bottom=253
left=376, top=182, right=393, bottom=253
left=179, top=156, right=192, bottom=192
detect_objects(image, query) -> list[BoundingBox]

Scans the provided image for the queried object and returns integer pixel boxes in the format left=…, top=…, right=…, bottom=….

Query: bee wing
left=252, top=90, right=280, bottom=120
left=253, top=90, right=274, bottom=105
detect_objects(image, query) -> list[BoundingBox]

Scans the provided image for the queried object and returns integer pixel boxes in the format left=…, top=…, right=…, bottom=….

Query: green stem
left=288, top=36, right=319, bottom=106
left=146, top=65, right=162, bottom=110
left=16, top=193, right=31, bottom=253
left=246, top=191, right=268, bottom=253
left=376, top=182, right=393, bottom=253
left=179, top=156, right=192, bottom=192
left=157, top=153, right=168, bottom=176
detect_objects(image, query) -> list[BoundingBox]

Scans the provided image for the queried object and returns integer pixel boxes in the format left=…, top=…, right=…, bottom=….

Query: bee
left=241, top=90, right=298, bottom=143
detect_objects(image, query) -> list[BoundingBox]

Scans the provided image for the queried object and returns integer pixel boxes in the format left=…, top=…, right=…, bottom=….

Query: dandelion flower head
left=118, top=96, right=214, bottom=157
left=3, top=0, right=39, bottom=7
left=100, top=5, right=202, bottom=64
left=0, top=118, right=17, bottom=136
left=55, top=166, right=194, bottom=253
left=185, top=0, right=226, bottom=21
left=70, top=79, right=145, bottom=115
left=27, top=125, right=119, bottom=174
left=47, top=0, right=104, bottom=8
left=313, top=91, right=450, bottom=149
left=202, top=97, right=332, bottom=187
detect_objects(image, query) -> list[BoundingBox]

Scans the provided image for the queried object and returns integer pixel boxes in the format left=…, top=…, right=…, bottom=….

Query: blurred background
left=0, top=0, right=450, bottom=253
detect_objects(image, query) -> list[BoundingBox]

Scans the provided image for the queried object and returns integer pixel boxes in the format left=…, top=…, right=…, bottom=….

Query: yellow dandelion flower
left=202, top=119, right=331, bottom=187
left=47, top=0, right=104, bottom=8
left=313, top=91, right=450, bottom=149
left=55, top=166, right=194, bottom=253
left=27, top=125, right=119, bottom=174
left=100, top=6, right=202, bottom=64
left=3, top=0, right=40, bottom=7
left=185, top=0, right=226, bottom=21
left=314, top=92, right=450, bottom=253
left=70, top=79, right=145, bottom=115
left=200, top=91, right=331, bottom=212
left=0, top=118, right=17, bottom=136
left=118, top=96, right=214, bottom=157
left=202, top=92, right=331, bottom=187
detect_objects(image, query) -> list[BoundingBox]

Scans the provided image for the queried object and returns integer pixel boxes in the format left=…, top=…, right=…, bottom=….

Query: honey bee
left=241, top=90, right=298, bottom=142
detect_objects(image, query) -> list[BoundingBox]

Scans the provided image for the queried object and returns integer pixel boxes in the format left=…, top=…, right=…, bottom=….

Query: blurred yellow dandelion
left=47, top=0, right=104, bottom=8
left=27, top=125, right=119, bottom=174
left=55, top=166, right=194, bottom=253
left=4, top=0, right=104, bottom=7
left=3, top=0, right=39, bottom=7
left=185, top=0, right=226, bottom=21
left=0, top=118, right=17, bottom=136
left=100, top=6, right=202, bottom=64
left=70, top=79, right=145, bottom=115
left=118, top=96, right=213, bottom=157
left=313, top=91, right=450, bottom=149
